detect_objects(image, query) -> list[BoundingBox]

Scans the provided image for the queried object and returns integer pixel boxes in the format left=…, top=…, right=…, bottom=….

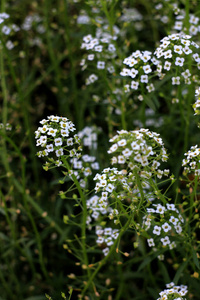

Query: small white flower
left=146, top=83, right=155, bottom=93
left=153, top=225, right=161, bottom=235
left=175, top=57, right=185, bottom=66
left=129, top=68, right=138, bottom=78
left=67, top=138, right=73, bottom=146
left=140, top=75, right=148, bottom=83
left=47, top=128, right=57, bottom=137
left=183, top=46, right=192, bottom=55
left=174, top=45, right=183, bottom=54
left=55, top=148, right=64, bottom=157
left=172, top=76, right=180, bottom=85
left=162, top=222, right=172, bottom=232
left=147, top=238, right=155, bottom=247
left=131, top=80, right=139, bottom=90
left=55, top=137, right=63, bottom=147
left=161, top=236, right=170, bottom=246
left=97, top=61, right=105, bottom=69
left=106, top=183, right=115, bottom=193
left=164, top=49, right=172, bottom=59
left=102, top=247, right=109, bottom=256
left=143, top=65, right=152, bottom=74
left=117, top=139, right=127, bottom=146
left=46, top=144, right=54, bottom=152
left=155, top=204, right=165, bottom=214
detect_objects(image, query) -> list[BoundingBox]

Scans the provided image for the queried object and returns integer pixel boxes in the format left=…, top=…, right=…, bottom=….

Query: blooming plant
left=1, top=1, right=200, bottom=300
left=35, top=115, right=81, bottom=169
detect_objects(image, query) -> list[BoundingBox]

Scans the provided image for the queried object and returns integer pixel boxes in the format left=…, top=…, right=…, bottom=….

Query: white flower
left=164, top=61, right=171, bottom=71
left=117, top=139, right=127, bottom=146
left=175, top=57, right=185, bottom=66
left=153, top=225, right=161, bottom=235
left=97, top=61, right=105, bottom=69
left=174, top=45, right=183, bottom=54
left=146, top=83, right=155, bottom=92
left=161, top=236, right=170, bottom=246
left=143, top=65, right=152, bottom=74
left=129, top=68, right=138, bottom=78
left=94, top=45, right=103, bottom=52
left=162, top=222, right=172, bottom=232
left=46, top=144, right=54, bottom=152
left=155, top=204, right=165, bottom=214
left=102, top=247, right=109, bottom=256
left=131, top=80, right=139, bottom=90
left=106, top=183, right=115, bottom=193
left=147, top=238, right=155, bottom=247
left=140, top=75, right=148, bottom=83
left=164, top=49, right=172, bottom=59
left=120, top=68, right=130, bottom=76
left=183, top=46, right=192, bottom=55
left=172, top=76, right=180, bottom=85
left=175, top=223, right=182, bottom=233
left=88, top=54, right=94, bottom=61
left=54, top=137, right=63, bottom=147
left=47, top=128, right=57, bottom=137
left=55, top=148, right=64, bottom=157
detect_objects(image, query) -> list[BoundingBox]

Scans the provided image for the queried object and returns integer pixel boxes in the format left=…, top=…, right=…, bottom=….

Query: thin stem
left=61, top=157, right=91, bottom=281
left=81, top=214, right=133, bottom=296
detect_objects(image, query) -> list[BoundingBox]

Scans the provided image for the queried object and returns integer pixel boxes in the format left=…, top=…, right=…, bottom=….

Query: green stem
left=81, top=214, right=133, bottom=296
left=0, top=190, right=36, bottom=277
left=133, top=169, right=145, bottom=210
left=61, top=157, right=91, bottom=281
left=1, top=37, right=39, bottom=184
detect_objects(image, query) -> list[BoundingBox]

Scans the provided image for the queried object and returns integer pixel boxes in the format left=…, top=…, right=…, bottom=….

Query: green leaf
left=173, top=260, right=189, bottom=284
left=192, top=249, right=200, bottom=269
left=158, top=261, right=171, bottom=283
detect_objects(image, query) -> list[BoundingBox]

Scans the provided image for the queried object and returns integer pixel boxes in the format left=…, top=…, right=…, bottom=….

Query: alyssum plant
left=35, top=109, right=200, bottom=299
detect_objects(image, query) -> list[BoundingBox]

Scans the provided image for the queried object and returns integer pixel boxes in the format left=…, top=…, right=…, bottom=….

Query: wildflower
left=172, top=76, right=180, bottom=85
left=35, top=116, right=81, bottom=168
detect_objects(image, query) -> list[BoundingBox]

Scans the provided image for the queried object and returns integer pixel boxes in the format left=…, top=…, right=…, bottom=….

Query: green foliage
left=1, top=0, right=200, bottom=299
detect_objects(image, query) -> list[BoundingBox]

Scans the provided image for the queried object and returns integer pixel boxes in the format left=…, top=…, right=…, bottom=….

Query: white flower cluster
left=22, top=14, right=45, bottom=33
left=70, top=154, right=99, bottom=188
left=133, top=108, right=164, bottom=129
left=157, top=282, right=188, bottom=300
left=95, top=225, right=119, bottom=256
left=35, top=115, right=81, bottom=168
left=174, top=12, right=200, bottom=36
left=0, top=12, right=9, bottom=24
left=182, top=145, right=200, bottom=176
left=193, top=87, right=200, bottom=115
left=108, top=128, right=169, bottom=179
left=154, top=33, right=200, bottom=85
left=0, top=12, right=19, bottom=50
left=120, top=50, right=157, bottom=94
left=120, top=8, right=143, bottom=22
left=80, top=27, right=119, bottom=84
left=77, top=125, right=101, bottom=150
left=89, top=167, right=125, bottom=217
left=87, top=168, right=131, bottom=256
left=143, top=202, right=184, bottom=251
